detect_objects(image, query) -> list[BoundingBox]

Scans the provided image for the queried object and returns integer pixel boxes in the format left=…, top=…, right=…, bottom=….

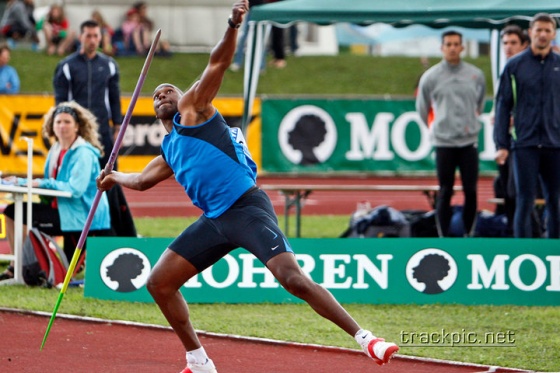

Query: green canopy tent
left=241, top=0, right=560, bottom=129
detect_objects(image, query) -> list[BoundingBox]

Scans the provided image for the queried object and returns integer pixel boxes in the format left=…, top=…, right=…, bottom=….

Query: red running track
left=123, top=175, right=496, bottom=218
left=0, top=310, right=531, bottom=373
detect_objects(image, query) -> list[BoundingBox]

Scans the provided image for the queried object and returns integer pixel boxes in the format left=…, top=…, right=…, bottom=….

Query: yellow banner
left=0, top=213, right=5, bottom=239
left=0, top=95, right=261, bottom=175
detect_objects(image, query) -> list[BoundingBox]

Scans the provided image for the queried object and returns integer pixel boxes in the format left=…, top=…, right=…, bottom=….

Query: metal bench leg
left=283, top=194, right=290, bottom=237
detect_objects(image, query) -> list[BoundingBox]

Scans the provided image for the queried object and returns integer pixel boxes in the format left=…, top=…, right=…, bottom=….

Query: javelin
left=40, top=29, right=162, bottom=351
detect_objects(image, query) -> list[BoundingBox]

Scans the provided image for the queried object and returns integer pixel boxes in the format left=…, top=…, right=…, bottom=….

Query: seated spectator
left=113, top=7, right=150, bottom=56
left=0, top=101, right=112, bottom=279
left=91, top=9, right=115, bottom=56
left=36, top=4, right=77, bottom=56
left=0, top=45, right=20, bottom=94
left=132, top=1, right=153, bottom=33
left=131, top=1, right=172, bottom=57
left=0, top=0, right=39, bottom=49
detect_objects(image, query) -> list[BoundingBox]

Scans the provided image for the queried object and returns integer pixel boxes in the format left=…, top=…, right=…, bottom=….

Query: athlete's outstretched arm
left=179, top=0, right=248, bottom=117
left=97, top=155, right=173, bottom=192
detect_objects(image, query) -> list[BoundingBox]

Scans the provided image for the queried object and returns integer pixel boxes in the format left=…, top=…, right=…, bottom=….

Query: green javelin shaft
left=40, top=245, right=83, bottom=350
left=40, top=29, right=161, bottom=351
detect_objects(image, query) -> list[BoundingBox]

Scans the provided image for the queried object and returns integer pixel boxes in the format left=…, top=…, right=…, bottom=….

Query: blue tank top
left=161, top=110, right=257, bottom=218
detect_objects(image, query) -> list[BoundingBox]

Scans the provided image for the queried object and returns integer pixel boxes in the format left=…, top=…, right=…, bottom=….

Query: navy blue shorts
left=168, top=188, right=293, bottom=272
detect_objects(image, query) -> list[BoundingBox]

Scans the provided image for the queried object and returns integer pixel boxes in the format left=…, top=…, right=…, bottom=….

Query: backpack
left=22, top=228, right=69, bottom=288
left=401, top=209, right=439, bottom=237
left=341, top=204, right=411, bottom=238
left=448, top=206, right=511, bottom=238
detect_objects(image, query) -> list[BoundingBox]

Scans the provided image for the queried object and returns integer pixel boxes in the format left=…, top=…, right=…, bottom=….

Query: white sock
left=186, top=346, right=209, bottom=365
left=354, top=329, right=375, bottom=346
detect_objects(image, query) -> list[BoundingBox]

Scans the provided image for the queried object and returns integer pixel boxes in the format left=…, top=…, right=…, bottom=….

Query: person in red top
left=37, top=4, right=77, bottom=56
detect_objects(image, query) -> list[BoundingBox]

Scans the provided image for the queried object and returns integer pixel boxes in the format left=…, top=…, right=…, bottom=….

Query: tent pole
left=242, top=21, right=269, bottom=134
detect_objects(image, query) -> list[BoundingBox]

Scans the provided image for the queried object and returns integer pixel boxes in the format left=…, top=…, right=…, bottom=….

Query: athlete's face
left=153, top=84, right=181, bottom=120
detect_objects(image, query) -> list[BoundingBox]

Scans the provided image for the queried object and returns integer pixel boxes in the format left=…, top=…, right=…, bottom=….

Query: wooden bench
left=487, top=198, right=546, bottom=206
left=260, top=184, right=461, bottom=237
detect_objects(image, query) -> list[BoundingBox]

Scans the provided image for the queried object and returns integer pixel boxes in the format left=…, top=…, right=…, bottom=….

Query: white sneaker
left=358, top=332, right=399, bottom=366
left=180, top=358, right=217, bottom=373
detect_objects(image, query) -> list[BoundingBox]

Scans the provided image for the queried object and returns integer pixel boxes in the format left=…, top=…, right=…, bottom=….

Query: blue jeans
left=512, top=147, right=560, bottom=238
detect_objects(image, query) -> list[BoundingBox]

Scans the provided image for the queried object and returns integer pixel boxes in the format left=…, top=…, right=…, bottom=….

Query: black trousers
left=435, top=145, right=479, bottom=237
left=270, top=26, right=285, bottom=60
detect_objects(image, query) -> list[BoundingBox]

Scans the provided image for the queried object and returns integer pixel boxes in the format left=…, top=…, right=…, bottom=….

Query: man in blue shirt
left=96, top=1, right=399, bottom=372
left=494, top=13, right=560, bottom=238
left=0, top=45, right=20, bottom=94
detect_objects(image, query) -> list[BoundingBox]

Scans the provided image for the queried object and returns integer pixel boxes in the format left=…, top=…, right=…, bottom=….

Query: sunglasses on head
left=54, top=105, right=79, bottom=121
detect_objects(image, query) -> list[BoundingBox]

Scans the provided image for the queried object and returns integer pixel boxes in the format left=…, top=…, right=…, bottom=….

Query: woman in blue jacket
left=1, top=101, right=111, bottom=280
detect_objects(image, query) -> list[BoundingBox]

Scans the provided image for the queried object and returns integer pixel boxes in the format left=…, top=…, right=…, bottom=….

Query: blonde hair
left=91, top=9, right=109, bottom=28
left=42, top=101, right=105, bottom=156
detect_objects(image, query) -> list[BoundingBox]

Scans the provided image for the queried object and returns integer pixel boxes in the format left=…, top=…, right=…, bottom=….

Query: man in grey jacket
left=416, top=30, right=486, bottom=237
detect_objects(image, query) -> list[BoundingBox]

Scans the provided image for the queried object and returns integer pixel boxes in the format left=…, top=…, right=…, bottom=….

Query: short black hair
left=441, top=30, right=463, bottom=43
left=530, top=13, right=558, bottom=28
left=80, top=19, right=100, bottom=33
left=153, top=83, right=183, bottom=97
left=501, top=24, right=529, bottom=44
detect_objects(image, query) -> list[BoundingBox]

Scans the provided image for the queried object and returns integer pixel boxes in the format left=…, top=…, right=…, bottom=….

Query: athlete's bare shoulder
left=177, top=84, right=216, bottom=126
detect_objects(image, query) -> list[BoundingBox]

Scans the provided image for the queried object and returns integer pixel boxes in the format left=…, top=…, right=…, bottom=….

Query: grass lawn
left=12, top=50, right=494, bottom=97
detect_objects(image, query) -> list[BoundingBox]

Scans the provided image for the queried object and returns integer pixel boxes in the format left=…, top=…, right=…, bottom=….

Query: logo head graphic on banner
left=406, top=248, right=458, bottom=294
left=278, top=105, right=337, bottom=165
left=100, top=248, right=151, bottom=292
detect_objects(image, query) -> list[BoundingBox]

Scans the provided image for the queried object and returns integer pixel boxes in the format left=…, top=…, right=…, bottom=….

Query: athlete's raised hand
left=230, top=0, right=249, bottom=26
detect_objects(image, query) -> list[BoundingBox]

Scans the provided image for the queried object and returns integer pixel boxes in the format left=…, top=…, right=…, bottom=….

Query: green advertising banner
left=261, top=98, right=495, bottom=175
left=85, top=237, right=559, bottom=306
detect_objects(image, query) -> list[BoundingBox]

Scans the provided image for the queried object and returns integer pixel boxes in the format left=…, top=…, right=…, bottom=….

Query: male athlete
left=96, top=1, right=398, bottom=371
